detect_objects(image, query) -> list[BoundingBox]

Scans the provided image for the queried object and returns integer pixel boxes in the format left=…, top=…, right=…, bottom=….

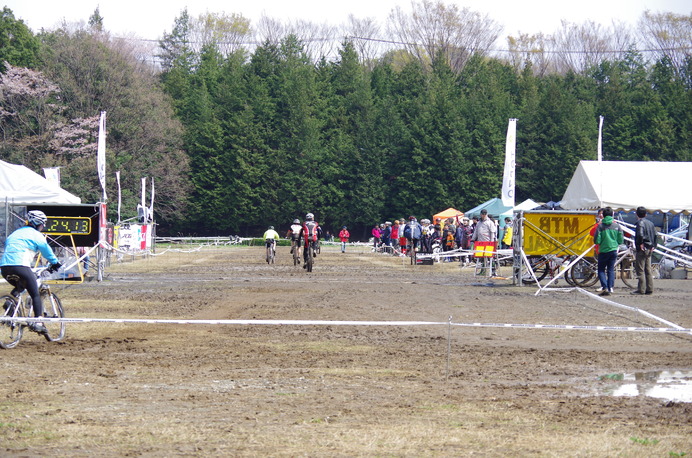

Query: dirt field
left=1, top=243, right=691, bottom=457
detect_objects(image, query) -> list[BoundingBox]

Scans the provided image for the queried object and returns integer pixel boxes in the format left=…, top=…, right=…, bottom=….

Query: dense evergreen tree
left=2, top=5, right=689, bottom=236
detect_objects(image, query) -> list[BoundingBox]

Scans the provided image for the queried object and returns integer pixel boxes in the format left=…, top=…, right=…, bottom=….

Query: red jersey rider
left=302, top=213, right=321, bottom=267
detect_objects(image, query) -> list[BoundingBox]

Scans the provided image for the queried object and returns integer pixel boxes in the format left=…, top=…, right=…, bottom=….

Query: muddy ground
left=1, top=243, right=691, bottom=456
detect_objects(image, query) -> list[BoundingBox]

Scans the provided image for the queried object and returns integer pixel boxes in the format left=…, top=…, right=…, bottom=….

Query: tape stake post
left=446, top=315, right=452, bottom=380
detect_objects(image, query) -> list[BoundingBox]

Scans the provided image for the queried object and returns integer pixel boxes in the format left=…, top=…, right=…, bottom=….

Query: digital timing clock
left=43, top=216, right=92, bottom=235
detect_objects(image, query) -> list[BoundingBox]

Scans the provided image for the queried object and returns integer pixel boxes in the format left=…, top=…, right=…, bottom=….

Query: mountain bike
left=407, top=238, right=417, bottom=265
left=305, top=240, right=317, bottom=272
left=0, top=266, right=65, bottom=349
left=265, top=239, right=276, bottom=264
left=291, top=239, right=301, bottom=266
left=569, top=244, right=637, bottom=289
left=520, top=254, right=576, bottom=286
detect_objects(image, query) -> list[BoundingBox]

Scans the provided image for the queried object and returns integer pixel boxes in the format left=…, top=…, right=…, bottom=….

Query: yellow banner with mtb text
left=522, top=212, right=595, bottom=257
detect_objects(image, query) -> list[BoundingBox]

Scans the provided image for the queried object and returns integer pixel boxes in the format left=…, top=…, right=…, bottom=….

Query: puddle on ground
left=597, top=370, right=692, bottom=403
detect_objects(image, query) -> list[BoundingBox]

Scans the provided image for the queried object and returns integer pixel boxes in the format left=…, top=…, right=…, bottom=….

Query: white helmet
left=305, top=213, right=314, bottom=221
left=27, top=210, right=48, bottom=228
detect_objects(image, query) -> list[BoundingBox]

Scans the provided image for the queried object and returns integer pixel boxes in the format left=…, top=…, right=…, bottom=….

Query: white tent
left=0, top=160, right=81, bottom=204
left=561, top=160, right=692, bottom=214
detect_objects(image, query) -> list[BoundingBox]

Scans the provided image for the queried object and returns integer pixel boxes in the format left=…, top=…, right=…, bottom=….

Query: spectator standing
left=471, top=209, right=498, bottom=275
left=371, top=224, right=381, bottom=249
left=338, top=226, right=350, bottom=253
left=398, top=218, right=407, bottom=253
left=593, top=207, right=624, bottom=296
left=501, top=217, right=513, bottom=249
left=589, top=209, right=605, bottom=292
left=381, top=222, right=392, bottom=249
left=471, top=209, right=497, bottom=244
left=632, top=206, right=657, bottom=295
left=391, top=221, right=400, bottom=251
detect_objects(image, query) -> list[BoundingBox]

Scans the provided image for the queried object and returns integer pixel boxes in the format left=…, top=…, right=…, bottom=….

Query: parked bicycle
left=0, top=266, right=65, bottom=349
left=520, top=254, right=577, bottom=286
left=569, top=242, right=637, bottom=289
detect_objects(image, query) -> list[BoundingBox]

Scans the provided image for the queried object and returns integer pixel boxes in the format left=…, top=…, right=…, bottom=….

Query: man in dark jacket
left=632, top=206, right=657, bottom=295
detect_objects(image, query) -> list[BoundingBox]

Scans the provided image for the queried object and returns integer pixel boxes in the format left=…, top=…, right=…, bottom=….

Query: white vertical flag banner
left=97, top=111, right=107, bottom=201
left=116, top=171, right=122, bottom=223
left=501, top=118, right=517, bottom=208
left=149, top=178, right=155, bottom=221
left=141, top=177, right=147, bottom=208
left=43, top=167, right=61, bottom=186
left=597, top=115, right=604, bottom=161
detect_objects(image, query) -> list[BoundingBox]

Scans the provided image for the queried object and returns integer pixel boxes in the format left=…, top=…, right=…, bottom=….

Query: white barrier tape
left=540, top=286, right=690, bottom=335
left=1, top=316, right=689, bottom=333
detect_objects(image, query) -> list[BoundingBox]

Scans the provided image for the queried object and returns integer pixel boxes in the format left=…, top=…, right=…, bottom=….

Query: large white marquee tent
left=560, top=161, right=692, bottom=214
left=0, top=160, right=81, bottom=204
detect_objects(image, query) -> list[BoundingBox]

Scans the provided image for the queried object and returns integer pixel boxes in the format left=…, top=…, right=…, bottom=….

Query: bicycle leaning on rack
left=0, top=266, right=65, bottom=349
left=569, top=241, right=637, bottom=289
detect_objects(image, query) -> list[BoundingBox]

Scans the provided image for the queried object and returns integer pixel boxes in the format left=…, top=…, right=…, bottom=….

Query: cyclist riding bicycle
left=286, top=219, right=303, bottom=261
left=302, top=213, right=322, bottom=268
left=263, top=226, right=280, bottom=263
left=403, top=216, right=423, bottom=252
left=1, top=210, right=62, bottom=335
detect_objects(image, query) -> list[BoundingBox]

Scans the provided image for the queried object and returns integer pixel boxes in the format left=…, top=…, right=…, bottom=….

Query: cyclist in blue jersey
left=1, top=210, right=62, bottom=335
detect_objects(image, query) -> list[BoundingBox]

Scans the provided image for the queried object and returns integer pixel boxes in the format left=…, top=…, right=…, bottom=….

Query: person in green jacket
left=593, top=207, right=624, bottom=296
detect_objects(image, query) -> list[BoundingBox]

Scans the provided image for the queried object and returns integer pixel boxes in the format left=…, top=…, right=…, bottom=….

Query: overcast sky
left=4, top=0, right=689, bottom=41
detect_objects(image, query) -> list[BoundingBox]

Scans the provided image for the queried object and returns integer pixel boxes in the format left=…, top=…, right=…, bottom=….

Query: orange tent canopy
left=432, top=207, right=464, bottom=224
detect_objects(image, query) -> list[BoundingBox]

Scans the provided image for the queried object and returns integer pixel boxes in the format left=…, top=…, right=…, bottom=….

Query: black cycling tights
left=1, top=265, right=43, bottom=318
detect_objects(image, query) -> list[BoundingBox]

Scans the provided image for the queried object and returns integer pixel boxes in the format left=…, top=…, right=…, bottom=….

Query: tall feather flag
left=97, top=111, right=107, bottom=201
left=116, top=171, right=122, bottom=223
left=597, top=115, right=604, bottom=161
left=148, top=178, right=155, bottom=221
left=501, top=118, right=517, bottom=207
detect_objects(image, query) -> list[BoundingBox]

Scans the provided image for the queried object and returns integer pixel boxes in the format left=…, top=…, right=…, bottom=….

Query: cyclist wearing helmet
left=1, top=210, right=62, bottom=335
left=403, top=216, right=423, bottom=251
left=286, top=219, right=303, bottom=261
left=302, top=213, right=322, bottom=267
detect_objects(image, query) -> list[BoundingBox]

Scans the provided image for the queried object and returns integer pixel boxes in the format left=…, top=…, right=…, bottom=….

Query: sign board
left=116, top=224, right=152, bottom=252
left=522, top=212, right=595, bottom=256
left=27, top=204, right=100, bottom=247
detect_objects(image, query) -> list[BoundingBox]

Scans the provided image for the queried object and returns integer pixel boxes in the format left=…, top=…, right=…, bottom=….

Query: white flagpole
left=597, top=115, right=604, bottom=161
left=116, top=171, right=122, bottom=223
left=97, top=111, right=107, bottom=201
left=501, top=118, right=517, bottom=208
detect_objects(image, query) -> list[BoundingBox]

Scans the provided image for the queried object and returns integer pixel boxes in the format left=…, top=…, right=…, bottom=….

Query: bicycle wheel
left=42, top=291, right=65, bottom=342
left=521, top=256, right=549, bottom=284
left=292, top=243, right=300, bottom=266
left=306, top=243, right=314, bottom=272
left=408, top=241, right=416, bottom=265
left=569, top=257, right=599, bottom=287
left=618, top=256, right=637, bottom=289
left=0, top=295, right=24, bottom=349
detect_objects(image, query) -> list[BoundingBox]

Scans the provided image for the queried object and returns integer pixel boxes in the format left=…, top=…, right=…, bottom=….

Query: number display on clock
left=44, top=217, right=92, bottom=235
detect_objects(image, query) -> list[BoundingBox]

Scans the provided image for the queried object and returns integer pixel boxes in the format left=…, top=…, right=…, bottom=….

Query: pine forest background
left=0, top=3, right=690, bottom=238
